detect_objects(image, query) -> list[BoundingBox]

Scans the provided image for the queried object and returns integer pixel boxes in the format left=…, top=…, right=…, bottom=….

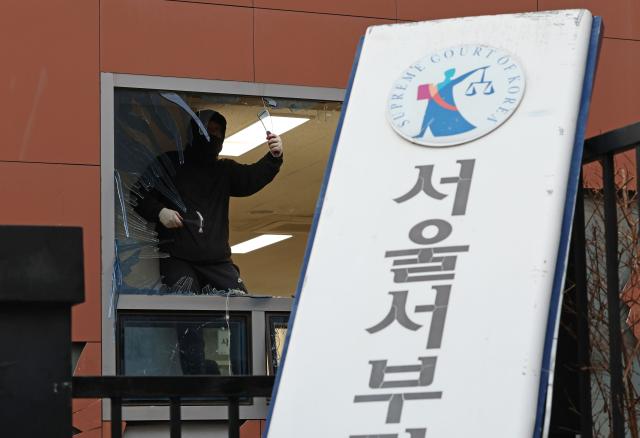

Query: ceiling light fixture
left=231, top=234, right=292, bottom=254
left=220, top=116, right=309, bottom=156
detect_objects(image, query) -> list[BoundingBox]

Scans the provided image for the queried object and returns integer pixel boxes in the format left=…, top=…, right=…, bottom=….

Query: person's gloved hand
left=159, top=208, right=184, bottom=229
left=267, top=132, right=283, bottom=158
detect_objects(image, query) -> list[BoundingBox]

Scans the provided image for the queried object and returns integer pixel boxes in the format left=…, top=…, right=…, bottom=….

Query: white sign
left=267, top=10, right=600, bottom=438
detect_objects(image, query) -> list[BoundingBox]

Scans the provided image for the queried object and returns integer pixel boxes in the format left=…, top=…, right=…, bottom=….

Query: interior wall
left=2, top=1, right=640, bottom=437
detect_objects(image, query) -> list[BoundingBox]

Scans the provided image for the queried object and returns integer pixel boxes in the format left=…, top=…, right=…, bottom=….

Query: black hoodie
left=134, top=121, right=283, bottom=263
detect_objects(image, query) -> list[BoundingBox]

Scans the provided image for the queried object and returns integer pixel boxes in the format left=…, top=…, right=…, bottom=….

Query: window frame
left=101, top=73, right=343, bottom=421
left=116, top=309, right=253, bottom=378
left=117, top=309, right=253, bottom=406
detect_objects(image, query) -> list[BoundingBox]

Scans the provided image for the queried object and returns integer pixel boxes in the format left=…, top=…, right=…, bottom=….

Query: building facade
left=2, top=1, right=640, bottom=437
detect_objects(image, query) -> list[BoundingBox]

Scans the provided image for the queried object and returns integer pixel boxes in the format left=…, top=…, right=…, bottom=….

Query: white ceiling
left=195, top=97, right=341, bottom=296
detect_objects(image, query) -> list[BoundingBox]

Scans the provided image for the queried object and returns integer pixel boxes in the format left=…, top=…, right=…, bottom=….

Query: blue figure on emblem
left=413, top=66, right=492, bottom=139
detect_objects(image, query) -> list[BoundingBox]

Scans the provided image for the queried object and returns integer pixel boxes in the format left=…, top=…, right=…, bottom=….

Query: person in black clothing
left=133, top=110, right=283, bottom=375
left=135, top=110, right=283, bottom=294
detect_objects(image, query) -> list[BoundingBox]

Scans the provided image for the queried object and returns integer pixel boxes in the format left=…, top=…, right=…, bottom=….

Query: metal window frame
left=100, top=72, right=343, bottom=421
left=116, top=310, right=253, bottom=380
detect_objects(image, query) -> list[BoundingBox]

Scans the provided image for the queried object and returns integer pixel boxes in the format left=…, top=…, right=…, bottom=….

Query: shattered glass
left=112, top=89, right=188, bottom=304
left=113, top=88, right=225, bottom=301
left=258, top=96, right=277, bottom=134
left=112, top=89, right=339, bottom=299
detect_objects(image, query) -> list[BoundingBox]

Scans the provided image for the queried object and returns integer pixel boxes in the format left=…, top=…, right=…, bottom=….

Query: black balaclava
left=188, top=110, right=227, bottom=162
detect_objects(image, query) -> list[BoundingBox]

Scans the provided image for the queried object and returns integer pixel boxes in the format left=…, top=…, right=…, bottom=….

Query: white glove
left=159, top=208, right=184, bottom=229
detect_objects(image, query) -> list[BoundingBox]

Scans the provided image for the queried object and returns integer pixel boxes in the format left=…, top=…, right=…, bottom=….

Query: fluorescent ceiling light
left=221, top=116, right=309, bottom=156
left=231, top=234, right=292, bottom=254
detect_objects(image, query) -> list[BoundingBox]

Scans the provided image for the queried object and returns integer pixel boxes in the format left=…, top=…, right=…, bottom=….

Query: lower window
left=117, top=311, right=251, bottom=377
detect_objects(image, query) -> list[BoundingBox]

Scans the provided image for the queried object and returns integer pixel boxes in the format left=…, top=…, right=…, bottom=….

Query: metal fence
left=73, top=375, right=274, bottom=438
left=555, top=121, right=640, bottom=438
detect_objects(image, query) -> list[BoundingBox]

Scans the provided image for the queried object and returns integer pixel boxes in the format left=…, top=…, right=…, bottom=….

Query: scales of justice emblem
left=387, top=45, right=526, bottom=147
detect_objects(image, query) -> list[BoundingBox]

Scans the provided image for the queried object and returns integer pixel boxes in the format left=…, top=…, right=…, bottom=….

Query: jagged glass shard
left=137, top=247, right=170, bottom=259
left=109, top=242, right=123, bottom=319
left=115, top=128, right=187, bottom=211
left=119, top=211, right=158, bottom=237
left=160, top=92, right=210, bottom=142
left=114, top=170, right=130, bottom=238
left=150, top=93, right=185, bottom=165
left=123, top=179, right=144, bottom=199
left=118, top=249, right=141, bottom=278
left=112, top=89, right=200, bottom=298
left=115, top=229, right=158, bottom=244
left=259, top=97, right=276, bottom=133
left=116, top=239, right=158, bottom=252
left=170, top=276, right=194, bottom=294
left=257, top=108, right=271, bottom=134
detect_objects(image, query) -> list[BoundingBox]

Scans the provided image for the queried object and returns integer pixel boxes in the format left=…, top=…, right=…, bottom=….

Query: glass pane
left=118, top=312, right=249, bottom=376
left=111, top=88, right=341, bottom=300
left=266, top=313, right=289, bottom=375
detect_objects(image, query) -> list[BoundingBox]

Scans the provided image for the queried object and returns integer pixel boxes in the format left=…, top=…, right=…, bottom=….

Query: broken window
left=110, top=86, right=338, bottom=381
left=112, top=88, right=340, bottom=301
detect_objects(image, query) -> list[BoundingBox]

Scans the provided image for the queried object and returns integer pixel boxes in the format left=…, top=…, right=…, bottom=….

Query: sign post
left=267, top=10, right=601, bottom=438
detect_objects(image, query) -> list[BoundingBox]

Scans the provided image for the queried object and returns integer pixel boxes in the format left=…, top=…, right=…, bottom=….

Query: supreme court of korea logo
left=387, top=44, right=525, bottom=147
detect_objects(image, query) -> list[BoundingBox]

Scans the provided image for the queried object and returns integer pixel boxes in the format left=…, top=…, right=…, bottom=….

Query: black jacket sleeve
left=132, top=153, right=177, bottom=223
left=227, top=152, right=283, bottom=197
left=133, top=185, right=165, bottom=223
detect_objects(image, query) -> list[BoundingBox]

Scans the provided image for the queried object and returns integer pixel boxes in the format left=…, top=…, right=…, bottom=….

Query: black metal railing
left=563, top=121, right=640, bottom=438
left=72, top=375, right=274, bottom=438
